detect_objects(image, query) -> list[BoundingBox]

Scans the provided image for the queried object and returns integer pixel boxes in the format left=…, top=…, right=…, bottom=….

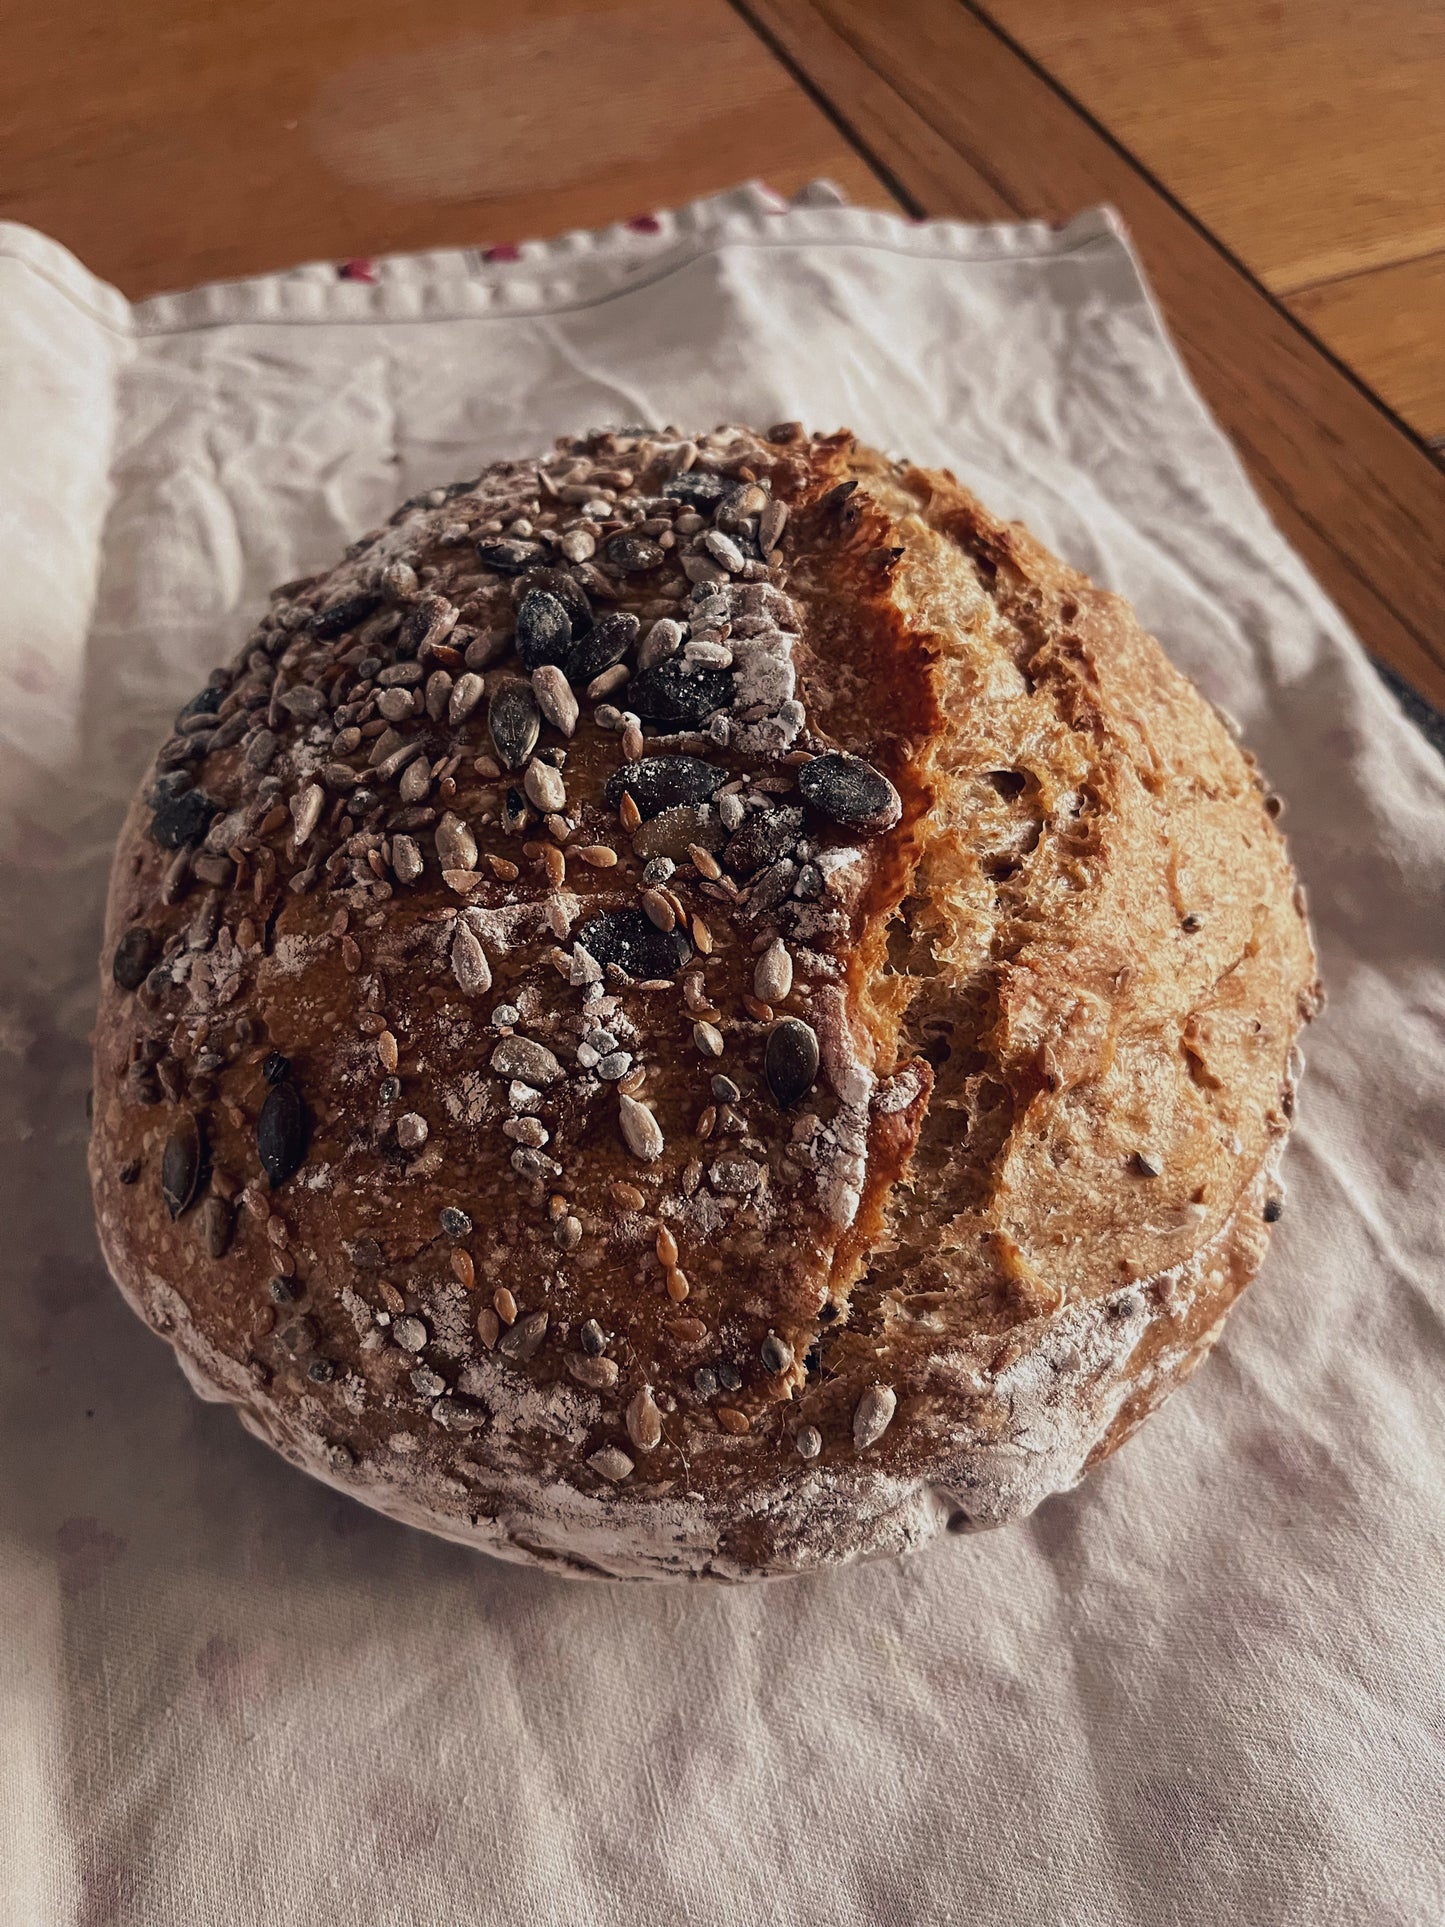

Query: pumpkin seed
left=765, top=1018, right=819, bottom=1107
left=798, top=752, right=901, bottom=833
left=161, top=1112, right=204, bottom=1218
left=257, top=1079, right=306, bottom=1187
left=488, top=680, right=541, bottom=769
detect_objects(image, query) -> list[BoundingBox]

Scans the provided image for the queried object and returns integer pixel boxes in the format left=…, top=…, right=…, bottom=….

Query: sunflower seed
left=424, top=670, right=453, bottom=722
left=724, top=806, right=803, bottom=876
left=765, top=1018, right=819, bottom=1107
left=289, top=783, right=324, bottom=848
left=112, top=925, right=155, bottom=992
left=432, top=1395, right=486, bottom=1432
left=587, top=1445, right=635, bottom=1482
left=161, top=1112, right=204, bottom=1218
left=399, top=592, right=458, bottom=655
left=244, top=728, right=279, bottom=773
left=577, top=908, right=691, bottom=980
left=448, top=671, right=486, bottom=725
left=798, top=752, right=901, bottom=833
left=568, top=1353, right=619, bottom=1390
left=759, top=499, right=789, bottom=551
left=515, top=589, right=574, bottom=670
left=488, top=681, right=541, bottom=769
left=376, top=687, right=415, bottom=723
left=523, top=759, right=566, bottom=813
left=701, top=529, right=745, bottom=573
left=604, top=755, right=727, bottom=818
left=435, top=812, right=477, bottom=871
left=626, top=1385, right=663, bottom=1452
left=392, top=834, right=424, bottom=883
left=198, top=1194, right=233, bottom=1258
left=637, top=617, right=684, bottom=670
left=393, top=1315, right=428, bottom=1352
left=451, top=920, right=492, bottom=994
left=853, top=1385, right=896, bottom=1449
left=754, top=939, right=793, bottom=1005
left=490, top=1036, right=563, bottom=1085
left=381, top=560, right=418, bottom=601
left=618, top=1094, right=664, bottom=1161
left=532, top=664, right=579, bottom=736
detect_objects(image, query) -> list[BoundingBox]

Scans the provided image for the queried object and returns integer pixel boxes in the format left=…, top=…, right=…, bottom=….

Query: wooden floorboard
left=1292, top=253, right=1445, bottom=446
left=0, top=0, right=895, bottom=299
left=985, top=0, right=1445, bottom=295
left=734, top=0, right=1445, bottom=709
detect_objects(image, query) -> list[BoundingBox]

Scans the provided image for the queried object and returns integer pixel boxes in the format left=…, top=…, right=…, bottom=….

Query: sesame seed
left=396, top=1112, right=428, bottom=1151
left=554, top=1214, right=583, bottom=1250
left=1132, top=1150, right=1164, bottom=1178
left=794, top=1425, right=822, bottom=1460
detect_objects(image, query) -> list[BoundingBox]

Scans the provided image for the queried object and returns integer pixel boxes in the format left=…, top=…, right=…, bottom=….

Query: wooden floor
left=1, top=0, right=1440, bottom=703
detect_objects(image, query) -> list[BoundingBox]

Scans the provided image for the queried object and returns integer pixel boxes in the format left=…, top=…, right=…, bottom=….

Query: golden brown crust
left=89, top=427, right=1319, bottom=1579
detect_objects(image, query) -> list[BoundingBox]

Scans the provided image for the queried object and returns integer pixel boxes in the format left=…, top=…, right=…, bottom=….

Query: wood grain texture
left=735, top=0, right=1445, bottom=709
left=0, top=0, right=894, bottom=299
left=1292, top=254, right=1445, bottom=445
left=984, top=0, right=1445, bottom=295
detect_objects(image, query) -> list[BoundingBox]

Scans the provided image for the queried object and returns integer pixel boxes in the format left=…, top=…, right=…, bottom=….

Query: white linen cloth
left=1, top=183, right=1441, bottom=1927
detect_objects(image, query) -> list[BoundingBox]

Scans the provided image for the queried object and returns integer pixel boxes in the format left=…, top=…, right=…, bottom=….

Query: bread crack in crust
left=91, top=426, right=1318, bottom=1579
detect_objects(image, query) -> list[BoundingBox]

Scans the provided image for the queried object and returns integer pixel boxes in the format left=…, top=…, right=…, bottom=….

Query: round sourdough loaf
left=90, top=424, right=1320, bottom=1579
